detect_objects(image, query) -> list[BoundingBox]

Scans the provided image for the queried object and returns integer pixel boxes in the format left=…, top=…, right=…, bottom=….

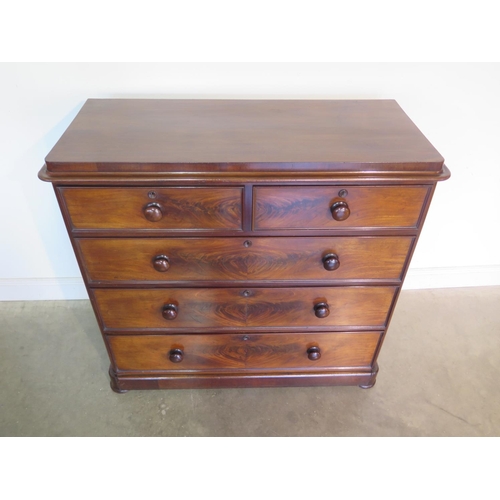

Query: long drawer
left=76, top=236, right=413, bottom=284
left=60, top=187, right=243, bottom=230
left=253, top=185, right=429, bottom=230
left=92, top=286, right=397, bottom=331
left=108, top=331, right=381, bottom=372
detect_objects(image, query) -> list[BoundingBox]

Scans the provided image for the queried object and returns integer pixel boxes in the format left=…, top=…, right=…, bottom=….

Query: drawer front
left=254, top=185, right=429, bottom=230
left=77, top=236, right=412, bottom=283
left=93, top=286, right=396, bottom=330
left=60, top=187, right=243, bottom=230
left=108, top=332, right=381, bottom=372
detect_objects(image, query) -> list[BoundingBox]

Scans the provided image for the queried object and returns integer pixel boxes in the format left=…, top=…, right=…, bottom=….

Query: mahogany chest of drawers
left=39, top=99, right=449, bottom=392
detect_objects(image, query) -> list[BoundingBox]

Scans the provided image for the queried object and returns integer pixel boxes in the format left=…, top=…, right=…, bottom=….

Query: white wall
left=1, top=63, right=499, bottom=300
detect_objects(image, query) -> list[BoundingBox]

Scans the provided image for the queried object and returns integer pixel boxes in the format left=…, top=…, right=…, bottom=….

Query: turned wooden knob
left=153, top=255, right=170, bottom=272
left=323, top=253, right=340, bottom=271
left=314, top=302, right=330, bottom=318
left=307, top=346, right=321, bottom=361
left=330, top=201, right=350, bottom=221
left=144, top=203, right=163, bottom=222
left=162, top=304, right=178, bottom=320
left=169, top=348, right=184, bottom=363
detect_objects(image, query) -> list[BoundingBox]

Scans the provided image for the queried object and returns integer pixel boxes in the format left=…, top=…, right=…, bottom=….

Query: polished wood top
left=45, top=99, right=444, bottom=173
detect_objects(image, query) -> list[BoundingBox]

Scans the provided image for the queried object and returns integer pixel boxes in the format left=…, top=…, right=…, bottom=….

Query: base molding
left=108, top=364, right=379, bottom=392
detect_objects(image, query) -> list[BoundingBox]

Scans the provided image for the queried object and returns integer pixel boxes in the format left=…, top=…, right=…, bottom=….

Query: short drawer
left=108, top=331, right=381, bottom=372
left=253, top=185, right=429, bottom=230
left=60, top=187, right=243, bottom=230
left=77, top=236, right=413, bottom=284
left=92, top=286, right=396, bottom=331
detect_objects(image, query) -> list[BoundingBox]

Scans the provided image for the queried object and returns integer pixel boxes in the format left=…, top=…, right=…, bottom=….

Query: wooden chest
left=39, top=99, right=449, bottom=392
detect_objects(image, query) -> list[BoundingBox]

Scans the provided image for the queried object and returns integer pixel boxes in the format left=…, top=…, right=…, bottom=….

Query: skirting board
left=0, top=266, right=499, bottom=301
left=0, top=278, right=87, bottom=301
left=403, top=265, right=500, bottom=290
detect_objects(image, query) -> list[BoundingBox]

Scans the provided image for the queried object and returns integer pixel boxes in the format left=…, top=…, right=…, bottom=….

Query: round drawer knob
left=307, top=346, right=321, bottom=361
left=169, top=348, right=184, bottom=363
left=314, top=302, right=330, bottom=318
left=144, top=203, right=163, bottom=222
left=330, top=201, right=350, bottom=221
left=323, top=253, right=340, bottom=271
left=153, top=255, right=170, bottom=272
left=162, top=304, right=178, bottom=320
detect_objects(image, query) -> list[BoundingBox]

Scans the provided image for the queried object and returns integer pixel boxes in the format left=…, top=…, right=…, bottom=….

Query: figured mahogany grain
left=93, top=286, right=396, bottom=330
left=254, top=185, right=429, bottom=230
left=60, top=187, right=243, bottom=230
left=108, top=332, right=381, bottom=372
left=38, top=98, right=449, bottom=392
left=76, top=236, right=413, bottom=284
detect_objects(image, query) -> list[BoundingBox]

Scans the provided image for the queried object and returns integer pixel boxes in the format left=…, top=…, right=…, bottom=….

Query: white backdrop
left=1, top=63, right=499, bottom=300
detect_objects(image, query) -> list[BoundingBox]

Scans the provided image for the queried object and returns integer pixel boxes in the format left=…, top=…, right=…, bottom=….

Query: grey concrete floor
left=1, top=286, right=499, bottom=436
